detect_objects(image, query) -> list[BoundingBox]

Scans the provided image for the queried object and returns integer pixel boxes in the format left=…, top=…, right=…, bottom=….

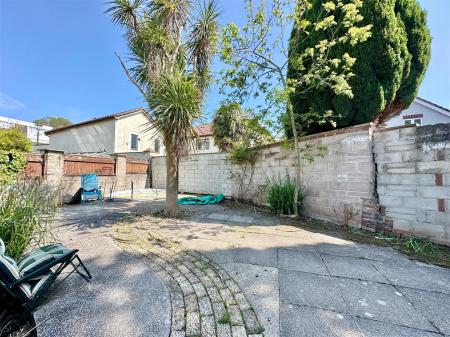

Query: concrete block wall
left=374, top=124, right=450, bottom=244
left=152, top=153, right=232, bottom=196
left=152, top=124, right=375, bottom=226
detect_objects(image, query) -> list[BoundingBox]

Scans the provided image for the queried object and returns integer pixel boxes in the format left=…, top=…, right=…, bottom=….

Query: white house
left=385, top=97, right=450, bottom=127
left=0, top=116, right=52, bottom=144
left=45, top=108, right=221, bottom=158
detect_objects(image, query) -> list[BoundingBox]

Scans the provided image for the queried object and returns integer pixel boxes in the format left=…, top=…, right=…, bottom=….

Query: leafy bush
left=266, top=176, right=304, bottom=215
left=0, top=150, right=26, bottom=185
left=0, top=180, right=58, bottom=259
left=0, top=127, right=32, bottom=152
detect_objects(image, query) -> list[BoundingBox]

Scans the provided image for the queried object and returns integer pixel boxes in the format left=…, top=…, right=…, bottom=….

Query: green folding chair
left=0, top=239, right=91, bottom=332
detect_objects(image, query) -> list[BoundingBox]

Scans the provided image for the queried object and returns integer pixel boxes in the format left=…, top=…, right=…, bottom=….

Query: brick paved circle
left=113, top=227, right=264, bottom=337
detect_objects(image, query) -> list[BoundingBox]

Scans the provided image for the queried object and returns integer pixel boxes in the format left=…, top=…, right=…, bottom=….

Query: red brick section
left=438, top=199, right=445, bottom=212
left=126, top=159, right=149, bottom=174
left=64, top=155, right=116, bottom=176
left=435, top=173, right=443, bottom=186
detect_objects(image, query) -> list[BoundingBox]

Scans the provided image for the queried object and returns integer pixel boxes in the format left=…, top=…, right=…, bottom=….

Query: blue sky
left=0, top=0, right=449, bottom=124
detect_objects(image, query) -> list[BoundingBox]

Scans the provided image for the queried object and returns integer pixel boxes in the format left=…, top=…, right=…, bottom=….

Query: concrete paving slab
left=35, top=234, right=171, bottom=337
left=400, top=287, right=450, bottom=335
left=228, top=215, right=254, bottom=224
left=322, top=254, right=390, bottom=283
left=278, top=249, right=329, bottom=275
left=235, top=247, right=278, bottom=267
left=338, top=278, right=435, bottom=331
left=317, top=243, right=362, bottom=258
left=372, top=260, right=450, bottom=294
left=354, top=317, right=442, bottom=337
left=280, top=304, right=363, bottom=337
left=222, top=263, right=279, bottom=337
left=279, top=270, right=348, bottom=312
left=206, top=213, right=231, bottom=221
left=355, top=245, right=413, bottom=263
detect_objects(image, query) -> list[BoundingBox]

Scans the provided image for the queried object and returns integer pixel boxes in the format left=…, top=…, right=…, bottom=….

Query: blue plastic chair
left=80, top=174, right=102, bottom=203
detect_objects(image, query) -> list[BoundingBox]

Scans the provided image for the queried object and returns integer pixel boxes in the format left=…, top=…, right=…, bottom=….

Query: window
left=130, top=133, right=139, bottom=150
left=154, top=139, right=160, bottom=153
left=196, top=137, right=210, bottom=150
left=404, top=118, right=422, bottom=126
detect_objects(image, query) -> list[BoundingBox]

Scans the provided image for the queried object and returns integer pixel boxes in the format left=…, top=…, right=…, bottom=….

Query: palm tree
left=107, top=0, right=219, bottom=216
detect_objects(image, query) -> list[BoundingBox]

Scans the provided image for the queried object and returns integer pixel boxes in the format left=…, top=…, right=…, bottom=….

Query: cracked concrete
left=35, top=201, right=449, bottom=337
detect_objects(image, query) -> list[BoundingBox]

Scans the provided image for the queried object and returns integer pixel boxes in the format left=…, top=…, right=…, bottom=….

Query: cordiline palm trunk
left=165, top=147, right=179, bottom=217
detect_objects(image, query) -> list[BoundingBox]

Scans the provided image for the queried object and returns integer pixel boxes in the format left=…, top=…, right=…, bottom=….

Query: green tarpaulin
left=178, top=194, right=224, bottom=205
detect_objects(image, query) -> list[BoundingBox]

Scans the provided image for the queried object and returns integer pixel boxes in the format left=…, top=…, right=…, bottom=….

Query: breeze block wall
left=152, top=123, right=375, bottom=227
left=374, top=124, right=450, bottom=244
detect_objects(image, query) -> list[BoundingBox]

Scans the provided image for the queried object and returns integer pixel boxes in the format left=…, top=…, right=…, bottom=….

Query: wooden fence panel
left=23, top=154, right=44, bottom=178
left=126, top=158, right=149, bottom=174
left=64, top=155, right=116, bottom=176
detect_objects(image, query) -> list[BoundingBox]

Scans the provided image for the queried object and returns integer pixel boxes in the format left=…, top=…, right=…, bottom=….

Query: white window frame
left=196, top=137, right=210, bottom=150
left=130, top=133, right=139, bottom=151
left=404, top=118, right=422, bottom=126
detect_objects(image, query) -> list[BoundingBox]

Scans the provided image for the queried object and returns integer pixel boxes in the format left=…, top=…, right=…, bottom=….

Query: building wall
left=114, top=112, right=161, bottom=154
left=48, top=119, right=116, bottom=153
left=385, top=100, right=450, bottom=127
left=191, top=135, right=221, bottom=154
left=152, top=123, right=450, bottom=244
left=0, top=116, right=51, bottom=144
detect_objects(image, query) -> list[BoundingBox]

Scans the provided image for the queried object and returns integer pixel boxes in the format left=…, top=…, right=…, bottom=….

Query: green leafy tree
left=0, top=127, right=32, bottom=152
left=220, top=0, right=371, bottom=215
left=287, top=0, right=431, bottom=134
left=107, top=0, right=219, bottom=216
left=212, top=102, right=248, bottom=151
left=34, top=117, right=72, bottom=129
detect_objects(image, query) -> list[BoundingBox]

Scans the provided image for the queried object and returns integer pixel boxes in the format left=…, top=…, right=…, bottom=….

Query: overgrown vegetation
left=0, top=150, right=26, bottom=185
left=266, top=175, right=305, bottom=215
left=0, top=127, right=32, bottom=152
left=220, top=0, right=372, bottom=215
left=287, top=0, right=431, bottom=134
left=0, top=180, right=58, bottom=259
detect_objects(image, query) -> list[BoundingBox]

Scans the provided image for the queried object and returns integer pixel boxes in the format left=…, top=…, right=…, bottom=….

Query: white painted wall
left=386, top=98, right=450, bottom=127
left=48, top=119, right=116, bottom=153
left=191, top=135, right=221, bottom=154
left=114, top=112, right=160, bottom=153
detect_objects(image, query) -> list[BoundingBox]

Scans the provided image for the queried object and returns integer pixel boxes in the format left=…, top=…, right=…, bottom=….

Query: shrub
left=0, top=150, right=26, bottom=185
left=0, top=180, right=58, bottom=259
left=0, top=127, right=32, bottom=152
left=266, top=176, right=304, bottom=215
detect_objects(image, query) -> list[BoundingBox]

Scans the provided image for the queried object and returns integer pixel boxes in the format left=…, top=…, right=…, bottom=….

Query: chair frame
left=0, top=249, right=91, bottom=324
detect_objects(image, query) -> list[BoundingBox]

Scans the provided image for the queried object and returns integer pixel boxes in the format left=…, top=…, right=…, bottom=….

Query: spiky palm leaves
left=150, top=73, right=202, bottom=155
left=107, top=0, right=219, bottom=215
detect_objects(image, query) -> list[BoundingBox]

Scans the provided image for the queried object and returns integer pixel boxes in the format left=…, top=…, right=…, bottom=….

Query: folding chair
left=0, top=239, right=91, bottom=330
left=80, top=173, right=102, bottom=203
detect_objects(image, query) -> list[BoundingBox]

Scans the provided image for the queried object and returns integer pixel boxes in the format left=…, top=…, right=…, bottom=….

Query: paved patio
left=35, top=200, right=450, bottom=337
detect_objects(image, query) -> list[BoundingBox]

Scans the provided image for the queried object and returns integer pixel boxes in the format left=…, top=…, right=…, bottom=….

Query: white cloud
left=0, top=93, right=26, bottom=110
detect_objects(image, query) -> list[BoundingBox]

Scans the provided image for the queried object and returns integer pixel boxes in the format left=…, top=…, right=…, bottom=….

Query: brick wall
left=374, top=124, right=450, bottom=244
left=24, top=151, right=150, bottom=202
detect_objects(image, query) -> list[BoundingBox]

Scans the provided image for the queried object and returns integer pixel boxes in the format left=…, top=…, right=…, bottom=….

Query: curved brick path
left=113, top=226, right=264, bottom=337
